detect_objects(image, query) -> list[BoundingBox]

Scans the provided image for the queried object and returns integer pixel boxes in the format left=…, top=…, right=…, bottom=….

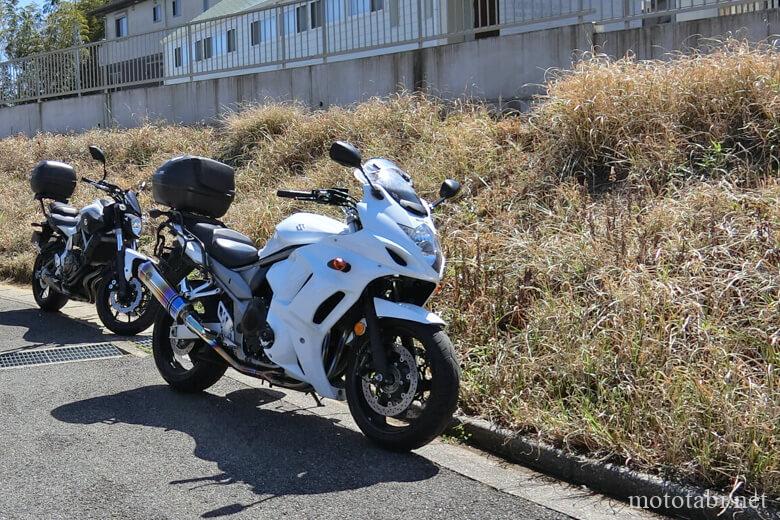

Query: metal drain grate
left=0, top=343, right=125, bottom=369
left=134, top=338, right=152, bottom=349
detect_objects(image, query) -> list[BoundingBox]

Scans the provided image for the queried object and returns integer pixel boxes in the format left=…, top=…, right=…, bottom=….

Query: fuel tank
left=259, top=213, right=346, bottom=259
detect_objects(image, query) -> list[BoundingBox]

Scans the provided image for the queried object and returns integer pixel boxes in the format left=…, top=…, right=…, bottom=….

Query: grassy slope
left=0, top=41, right=777, bottom=498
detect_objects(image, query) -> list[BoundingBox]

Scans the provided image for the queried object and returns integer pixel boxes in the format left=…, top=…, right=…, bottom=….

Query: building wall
left=1, top=8, right=778, bottom=137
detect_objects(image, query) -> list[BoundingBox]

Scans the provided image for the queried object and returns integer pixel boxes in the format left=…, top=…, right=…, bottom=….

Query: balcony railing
left=0, top=0, right=776, bottom=104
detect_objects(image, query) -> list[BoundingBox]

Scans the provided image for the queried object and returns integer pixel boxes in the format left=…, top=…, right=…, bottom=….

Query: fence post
left=186, top=23, right=194, bottom=81
left=417, top=0, right=423, bottom=47
left=279, top=6, right=286, bottom=68
left=73, top=25, right=82, bottom=95
left=321, top=0, right=328, bottom=62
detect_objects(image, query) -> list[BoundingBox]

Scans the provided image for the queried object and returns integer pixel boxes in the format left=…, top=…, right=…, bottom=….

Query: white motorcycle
left=123, top=142, right=462, bottom=450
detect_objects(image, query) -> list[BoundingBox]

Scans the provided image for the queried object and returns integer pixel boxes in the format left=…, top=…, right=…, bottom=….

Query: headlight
left=399, top=223, right=442, bottom=271
left=126, top=214, right=143, bottom=238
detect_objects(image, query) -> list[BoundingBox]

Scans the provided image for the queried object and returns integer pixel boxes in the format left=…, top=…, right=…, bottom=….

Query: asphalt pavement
left=0, top=291, right=573, bottom=520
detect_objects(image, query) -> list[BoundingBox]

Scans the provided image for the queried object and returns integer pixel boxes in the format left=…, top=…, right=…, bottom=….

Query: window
left=153, top=4, right=162, bottom=22
left=226, top=28, right=236, bottom=52
left=194, top=37, right=212, bottom=60
left=174, top=46, right=182, bottom=67
left=194, top=40, right=203, bottom=61
left=250, top=20, right=260, bottom=45
left=203, top=0, right=208, bottom=12
left=172, top=0, right=180, bottom=17
left=310, top=0, right=322, bottom=28
left=114, top=14, right=127, bottom=37
left=424, top=0, right=432, bottom=19
left=296, top=5, right=308, bottom=32
left=326, top=0, right=343, bottom=21
left=350, top=0, right=382, bottom=14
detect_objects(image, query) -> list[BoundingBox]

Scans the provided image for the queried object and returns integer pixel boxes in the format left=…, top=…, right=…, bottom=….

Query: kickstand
left=309, top=392, right=324, bottom=407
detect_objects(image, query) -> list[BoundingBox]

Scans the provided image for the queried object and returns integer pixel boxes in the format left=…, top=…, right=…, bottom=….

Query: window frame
left=310, top=0, right=323, bottom=29
left=172, top=0, right=180, bottom=17
left=152, top=4, right=162, bottom=23
left=174, top=46, right=183, bottom=67
left=203, top=36, right=213, bottom=59
left=250, top=20, right=260, bottom=45
left=114, top=13, right=128, bottom=38
left=226, top=28, right=237, bottom=53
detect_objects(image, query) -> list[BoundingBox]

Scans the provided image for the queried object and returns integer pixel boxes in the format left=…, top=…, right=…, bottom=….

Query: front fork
left=363, top=293, right=390, bottom=378
left=114, top=226, right=129, bottom=299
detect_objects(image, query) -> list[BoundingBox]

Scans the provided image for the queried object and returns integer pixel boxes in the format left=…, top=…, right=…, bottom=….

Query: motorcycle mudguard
left=123, top=249, right=153, bottom=281
left=373, top=298, right=446, bottom=326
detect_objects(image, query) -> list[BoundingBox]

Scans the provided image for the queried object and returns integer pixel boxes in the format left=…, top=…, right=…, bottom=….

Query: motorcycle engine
left=241, top=297, right=274, bottom=362
left=60, top=250, right=83, bottom=282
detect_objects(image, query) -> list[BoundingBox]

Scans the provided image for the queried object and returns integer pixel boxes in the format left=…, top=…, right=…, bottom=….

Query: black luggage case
left=152, top=156, right=235, bottom=218
left=30, top=161, right=77, bottom=202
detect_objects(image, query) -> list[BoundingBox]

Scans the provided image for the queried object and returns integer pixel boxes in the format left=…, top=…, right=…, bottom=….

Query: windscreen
left=363, top=158, right=426, bottom=215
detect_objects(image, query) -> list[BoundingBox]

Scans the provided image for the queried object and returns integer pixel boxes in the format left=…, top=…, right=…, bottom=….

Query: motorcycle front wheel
left=96, top=274, right=158, bottom=336
left=345, top=318, right=460, bottom=451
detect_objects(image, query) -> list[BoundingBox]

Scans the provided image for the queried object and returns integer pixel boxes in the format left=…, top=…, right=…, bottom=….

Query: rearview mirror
left=88, top=145, right=105, bottom=164
left=439, top=179, right=461, bottom=200
left=329, top=141, right=362, bottom=169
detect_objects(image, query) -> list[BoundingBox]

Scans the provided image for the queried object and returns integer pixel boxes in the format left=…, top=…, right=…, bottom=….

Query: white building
left=160, top=0, right=634, bottom=84
left=91, top=0, right=216, bottom=85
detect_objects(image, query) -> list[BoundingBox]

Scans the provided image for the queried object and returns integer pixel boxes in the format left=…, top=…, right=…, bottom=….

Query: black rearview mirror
left=439, top=179, right=461, bottom=200
left=431, top=179, right=462, bottom=209
left=329, top=141, right=362, bottom=169
left=89, top=145, right=105, bottom=164
left=89, top=145, right=108, bottom=181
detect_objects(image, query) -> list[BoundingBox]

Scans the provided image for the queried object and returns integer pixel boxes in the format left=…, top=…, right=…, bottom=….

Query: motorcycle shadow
left=0, top=307, right=120, bottom=352
left=51, top=384, right=440, bottom=518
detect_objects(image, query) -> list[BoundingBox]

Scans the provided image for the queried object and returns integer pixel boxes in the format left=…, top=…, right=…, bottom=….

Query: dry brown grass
left=0, top=40, right=778, bottom=499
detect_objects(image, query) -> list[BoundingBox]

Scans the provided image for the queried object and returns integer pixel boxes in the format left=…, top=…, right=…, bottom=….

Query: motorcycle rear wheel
left=152, top=311, right=227, bottom=393
left=31, top=247, right=69, bottom=312
left=345, top=318, right=460, bottom=451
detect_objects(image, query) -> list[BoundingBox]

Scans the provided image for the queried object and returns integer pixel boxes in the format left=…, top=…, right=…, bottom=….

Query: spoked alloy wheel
left=346, top=319, right=460, bottom=451
left=96, top=275, right=158, bottom=336
left=152, top=311, right=227, bottom=393
left=31, top=246, right=68, bottom=312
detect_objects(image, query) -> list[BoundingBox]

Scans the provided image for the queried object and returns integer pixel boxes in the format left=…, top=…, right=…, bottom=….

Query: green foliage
left=0, top=0, right=104, bottom=61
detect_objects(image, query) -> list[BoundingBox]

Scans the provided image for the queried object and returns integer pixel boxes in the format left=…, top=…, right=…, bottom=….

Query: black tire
left=346, top=319, right=460, bottom=451
left=95, top=274, right=159, bottom=336
left=152, top=311, right=227, bottom=393
left=31, top=246, right=69, bottom=312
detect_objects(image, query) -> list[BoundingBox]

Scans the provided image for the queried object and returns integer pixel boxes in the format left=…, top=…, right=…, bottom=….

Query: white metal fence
left=0, top=0, right=777, bottom=104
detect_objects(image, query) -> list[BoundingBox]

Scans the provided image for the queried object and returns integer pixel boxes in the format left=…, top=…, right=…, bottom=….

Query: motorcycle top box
left=152, top=156, right=235, bottom=218
left=30, top=160, right=77, bottom=202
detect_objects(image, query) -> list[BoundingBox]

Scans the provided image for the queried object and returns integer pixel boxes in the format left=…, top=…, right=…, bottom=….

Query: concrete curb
left=446, top=415, right=779, bottom=520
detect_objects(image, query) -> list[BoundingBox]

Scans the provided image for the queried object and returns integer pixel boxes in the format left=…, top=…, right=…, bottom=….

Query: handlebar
left=276, top=190, right=312, bottom=199
left=276, top=188, right=355, bottom=207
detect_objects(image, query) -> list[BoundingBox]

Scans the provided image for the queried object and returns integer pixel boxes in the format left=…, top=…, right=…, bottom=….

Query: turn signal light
left=328, top=257, right=351, bottom=272
left=353, top=320, right=367, bottom=336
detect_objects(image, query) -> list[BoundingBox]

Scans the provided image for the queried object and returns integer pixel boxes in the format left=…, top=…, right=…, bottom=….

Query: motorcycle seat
left=188, top=223, right=258, bottom=268
left=50, top=202, right=78, bottom=217
left=210, top=232, right=259, bottom=268
left=50, top=213, right=78, bottom=227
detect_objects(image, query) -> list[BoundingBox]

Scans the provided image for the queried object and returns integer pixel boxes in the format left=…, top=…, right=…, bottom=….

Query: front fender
left=123, top=249, right=152, bottom=281
left=373, top=298, right=446, bottom=326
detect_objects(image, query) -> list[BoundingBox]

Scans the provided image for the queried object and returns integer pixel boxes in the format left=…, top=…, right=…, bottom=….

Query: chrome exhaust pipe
left=135, top=260, right=268, bottom=378
left=136, top=261, right=219, bottom=348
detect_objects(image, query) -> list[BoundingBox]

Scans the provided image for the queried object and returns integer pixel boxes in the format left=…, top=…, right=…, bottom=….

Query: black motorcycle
left=29, top=145, right=157, bottom=336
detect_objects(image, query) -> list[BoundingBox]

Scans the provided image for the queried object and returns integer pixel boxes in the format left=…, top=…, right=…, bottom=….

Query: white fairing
left=259, top=213, right=347, bottom=258
left=263, top=182, right=445, bottom=400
